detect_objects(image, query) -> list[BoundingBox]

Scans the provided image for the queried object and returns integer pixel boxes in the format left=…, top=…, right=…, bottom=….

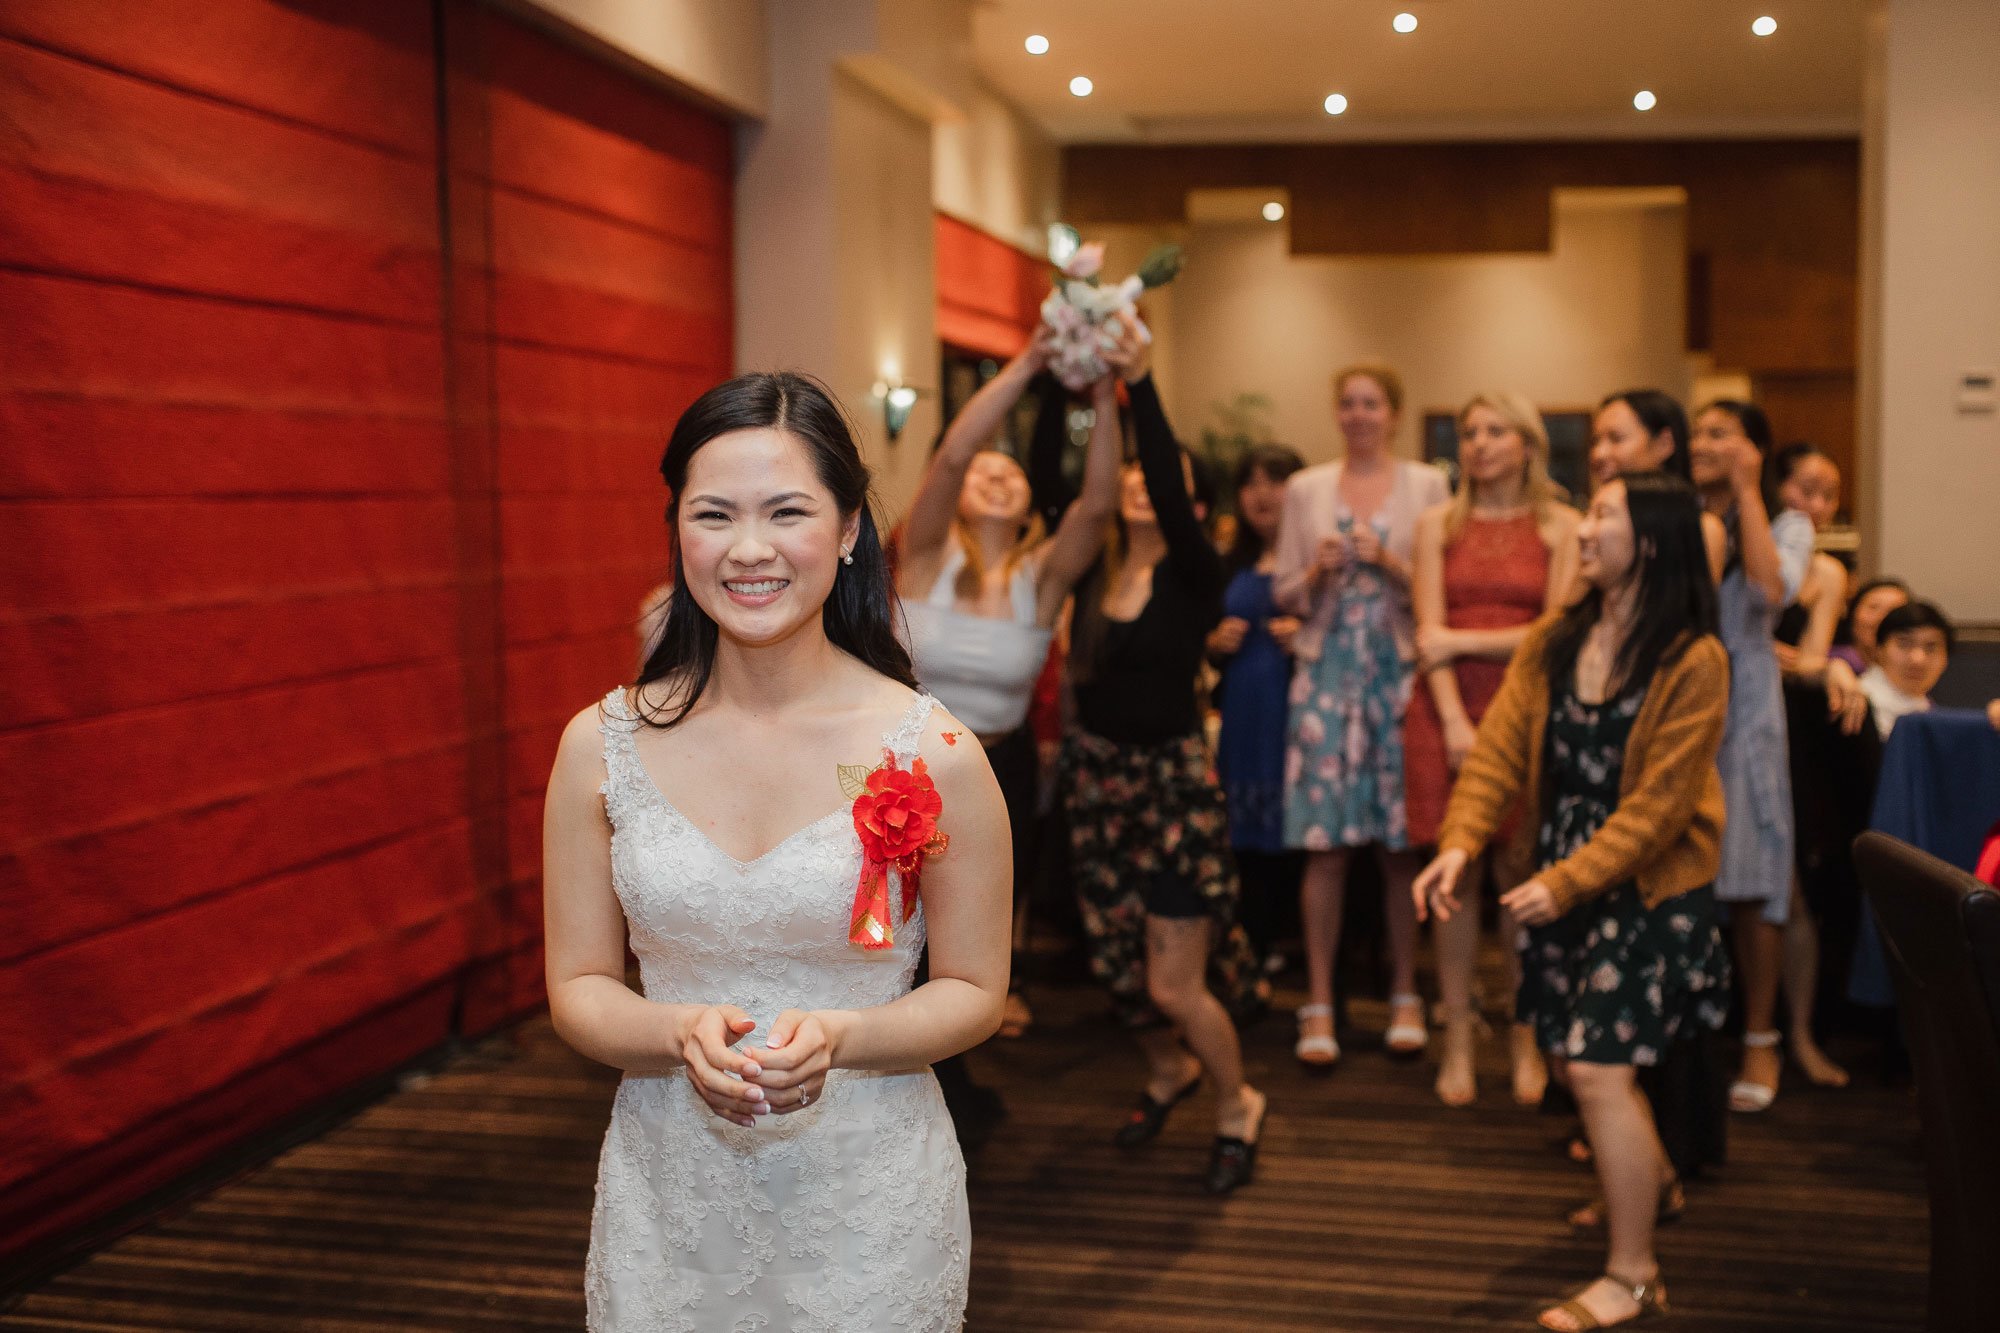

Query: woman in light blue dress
left=1689, top=400, right=1815, bottom=1114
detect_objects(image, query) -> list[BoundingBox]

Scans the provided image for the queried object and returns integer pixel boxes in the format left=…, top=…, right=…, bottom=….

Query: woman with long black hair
left=1415, top=470, right=1730, bottom=1330
left=541, top=372, right=1013, bottom=1331
left=1062, top=320, right=1268, bottom=1195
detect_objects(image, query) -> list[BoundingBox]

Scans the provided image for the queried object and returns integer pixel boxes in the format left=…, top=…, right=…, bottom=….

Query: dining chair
left=1853, top=831, right=2000, bottom=1333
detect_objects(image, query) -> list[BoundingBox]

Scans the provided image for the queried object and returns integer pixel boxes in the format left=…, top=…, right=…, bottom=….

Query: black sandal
left=1204, top=1136, right=1257, bottom=1194
left=1113, top=1073, right=1202, bottom=1148
left=1204, top=1093, right=1267, bottom=1195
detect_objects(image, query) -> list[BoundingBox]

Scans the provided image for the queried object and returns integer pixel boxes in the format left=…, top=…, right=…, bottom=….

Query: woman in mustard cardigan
left=1413, top=470, right=1730, bottom=1331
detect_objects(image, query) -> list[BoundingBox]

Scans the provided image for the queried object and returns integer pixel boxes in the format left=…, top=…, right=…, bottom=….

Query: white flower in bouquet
left=1038, top=224, right=1183, bottom=390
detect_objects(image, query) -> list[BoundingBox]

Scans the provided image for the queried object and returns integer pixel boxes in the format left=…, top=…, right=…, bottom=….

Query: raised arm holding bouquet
left=1038, top=223, right=1183, bottom=391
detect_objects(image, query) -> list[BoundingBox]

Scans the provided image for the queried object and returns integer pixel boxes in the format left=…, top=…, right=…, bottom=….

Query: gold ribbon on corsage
left=844, top=752, right=948, bottom=950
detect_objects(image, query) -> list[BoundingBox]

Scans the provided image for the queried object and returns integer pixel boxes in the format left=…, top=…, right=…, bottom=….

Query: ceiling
left=970, top=0, right=1868, bottom=143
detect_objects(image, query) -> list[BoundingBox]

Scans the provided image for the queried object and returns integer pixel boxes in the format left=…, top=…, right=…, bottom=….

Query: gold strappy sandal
left=1537, top=1271, right=1668, bottom=1329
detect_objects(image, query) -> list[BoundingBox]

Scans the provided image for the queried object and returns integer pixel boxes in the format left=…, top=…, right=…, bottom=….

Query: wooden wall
left=0, top=0, right=730, bottom=1264
left=1063, top=140, right=1862, bottom=499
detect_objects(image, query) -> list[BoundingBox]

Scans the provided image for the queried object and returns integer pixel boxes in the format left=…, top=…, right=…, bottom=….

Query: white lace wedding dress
left=586, top=688, right=970, bottom=1332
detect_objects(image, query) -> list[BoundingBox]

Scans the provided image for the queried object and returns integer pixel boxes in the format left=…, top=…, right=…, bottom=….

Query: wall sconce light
left=873, top=380, right=923, bottom=441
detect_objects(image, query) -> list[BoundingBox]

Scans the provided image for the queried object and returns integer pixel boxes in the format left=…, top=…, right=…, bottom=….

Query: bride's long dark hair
left=634, top=372, right=916, bottom=728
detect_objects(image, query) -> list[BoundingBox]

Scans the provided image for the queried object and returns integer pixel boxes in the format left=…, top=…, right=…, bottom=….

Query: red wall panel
left=935, top=212, right=1049, bottom=359
left=445, top=0, right=730, bottom=1032
left=0, top=0, right=731, bottom=1262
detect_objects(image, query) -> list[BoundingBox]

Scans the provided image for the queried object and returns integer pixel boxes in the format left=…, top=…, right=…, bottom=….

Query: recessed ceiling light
left=1262, top=201, right=1285, bottom=222
left=1025, top=34, right=1049, bottom=55
left=1752, top=16, right=1777, bottom=37
left=1324, top=92, right=1349, bottom=115
left=1069, top=75, right=1093, bottom=97
left=1392, top=12, right=1418, bottom=33
left=1633, top=89, right=1657, bottom=111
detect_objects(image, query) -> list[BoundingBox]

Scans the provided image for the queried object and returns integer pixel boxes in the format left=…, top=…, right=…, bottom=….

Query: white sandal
left=1729, top=1029, right=1781, bottom=1112
left=1385, top=992, right=1428, bottom=1057
left=1295, top=1003, right=1340, bottom=1069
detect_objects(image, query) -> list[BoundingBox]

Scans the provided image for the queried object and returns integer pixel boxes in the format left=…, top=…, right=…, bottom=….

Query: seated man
left=1857, top=601, right=1953, bottom=740
left=1835, top=598, right=2000, bottom=739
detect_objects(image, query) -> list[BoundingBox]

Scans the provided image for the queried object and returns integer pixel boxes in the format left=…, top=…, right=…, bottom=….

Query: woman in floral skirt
left=1060, top=318, right=1267, bottom=1195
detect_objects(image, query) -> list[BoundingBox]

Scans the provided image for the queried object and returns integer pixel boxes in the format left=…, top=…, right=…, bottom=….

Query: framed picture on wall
left=1422, top=408, right=1592, bottom=503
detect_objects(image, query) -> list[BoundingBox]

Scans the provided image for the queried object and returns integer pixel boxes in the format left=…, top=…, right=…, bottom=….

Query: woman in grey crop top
left=896, top=327, right=1125, bottom=1042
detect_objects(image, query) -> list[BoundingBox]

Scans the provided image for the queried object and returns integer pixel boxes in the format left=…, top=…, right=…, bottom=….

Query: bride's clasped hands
left=678, top=1004, right=841, bottom=1127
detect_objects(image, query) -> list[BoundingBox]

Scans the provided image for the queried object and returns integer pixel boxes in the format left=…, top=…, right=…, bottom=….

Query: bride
left=541, top=371, right=1012, bottom=1331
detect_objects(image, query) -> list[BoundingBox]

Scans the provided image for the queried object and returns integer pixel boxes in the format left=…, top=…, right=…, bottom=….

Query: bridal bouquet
left=1039, top=224, right=1184, bottom=390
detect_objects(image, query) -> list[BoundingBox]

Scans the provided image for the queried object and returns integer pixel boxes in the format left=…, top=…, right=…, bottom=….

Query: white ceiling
left=970, top=0, right=1868, bottom=142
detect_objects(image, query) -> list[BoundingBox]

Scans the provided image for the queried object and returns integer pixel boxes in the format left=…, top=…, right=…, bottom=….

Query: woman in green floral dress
left=1414, top=471, right=1731, bottom=1331
left=1521, top=686, right=1732, bottom=1067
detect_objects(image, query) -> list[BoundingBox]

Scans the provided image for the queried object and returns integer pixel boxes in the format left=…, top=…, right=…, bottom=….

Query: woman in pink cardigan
left=1273, top=362, right=1450, bottom=1068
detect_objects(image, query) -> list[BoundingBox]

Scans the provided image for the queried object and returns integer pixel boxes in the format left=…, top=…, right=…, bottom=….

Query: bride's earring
left=841, top=549, right=854, bottom=566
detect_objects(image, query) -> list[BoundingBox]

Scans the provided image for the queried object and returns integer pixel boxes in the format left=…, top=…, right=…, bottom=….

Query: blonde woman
left=1407, top=392, right=1580, bottom=1106
left=1275, top=363, right=1451, bottom=1067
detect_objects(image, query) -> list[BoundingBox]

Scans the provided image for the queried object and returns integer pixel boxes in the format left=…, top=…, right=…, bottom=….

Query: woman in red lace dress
left=1406, top=391, right=1580, bottom=1106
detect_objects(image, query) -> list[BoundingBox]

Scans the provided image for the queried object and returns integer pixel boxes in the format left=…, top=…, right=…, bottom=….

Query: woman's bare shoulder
left=1539, top=502, right=1581, bottom=543
left=907, top=700, right=1004, bottom=821
left=548, top=692, right=626, bottom=794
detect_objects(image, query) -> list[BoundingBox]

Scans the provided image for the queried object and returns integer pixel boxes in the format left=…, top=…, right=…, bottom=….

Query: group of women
left=882, top=323, right=1901, bottom=1329
left=543, top=312, right=1900, bottom=1330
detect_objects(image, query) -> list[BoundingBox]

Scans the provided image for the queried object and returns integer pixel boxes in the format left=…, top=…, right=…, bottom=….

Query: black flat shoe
left=1113, top=1074, right=1202, bottom=1148
left=1204, top=1135, right=1258, bottom=1194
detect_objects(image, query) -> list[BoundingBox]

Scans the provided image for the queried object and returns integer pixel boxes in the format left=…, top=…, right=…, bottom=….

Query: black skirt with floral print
left=1516, top=682, right=1732, bottom=1065
left=1059, top=727, right=1264, bottom=1030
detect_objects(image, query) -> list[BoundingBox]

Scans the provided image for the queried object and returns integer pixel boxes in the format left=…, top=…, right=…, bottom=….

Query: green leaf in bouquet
left=1137, top=244, right=1184, bottom=288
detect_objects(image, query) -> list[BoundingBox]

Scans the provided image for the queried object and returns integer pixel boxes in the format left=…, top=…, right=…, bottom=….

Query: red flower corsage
left=845, top=753, right=948, bottom=950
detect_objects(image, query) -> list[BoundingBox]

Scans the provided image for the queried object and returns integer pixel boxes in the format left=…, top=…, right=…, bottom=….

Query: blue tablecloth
left=1849, top=708, right=2000, bottom=1005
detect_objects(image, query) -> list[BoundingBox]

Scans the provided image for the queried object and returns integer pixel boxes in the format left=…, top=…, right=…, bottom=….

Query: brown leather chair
left=1853, top=831, right=2000, bottom=1333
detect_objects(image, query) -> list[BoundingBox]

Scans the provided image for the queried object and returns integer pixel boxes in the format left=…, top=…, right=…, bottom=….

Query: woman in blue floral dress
left=1273, top=364, right=1449, bottom=1066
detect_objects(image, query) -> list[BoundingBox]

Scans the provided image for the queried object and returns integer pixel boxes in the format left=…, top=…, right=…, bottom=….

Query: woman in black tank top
left=1769, top=444, right=1858, bottom=1089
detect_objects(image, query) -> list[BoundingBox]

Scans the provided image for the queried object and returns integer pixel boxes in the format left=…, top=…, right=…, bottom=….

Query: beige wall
left=1162, top=192, right=1691, bottom=464
left=512, top=0, right=768, bottom=116
left=735, top=1, right=847, bottom=380
left=1875, top=0, right=2000, bottom=621
left=833, top=69, right=941, bottom=519
left=932, top=82, right=1061, bottom=254
left=735, top=0, right=1056, bottom=524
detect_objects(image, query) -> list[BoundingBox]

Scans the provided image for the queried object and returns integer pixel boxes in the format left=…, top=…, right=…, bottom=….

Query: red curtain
left=934, top=212, right=1048, bottom=359
left=0, top=0, right=732, bottom=1261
